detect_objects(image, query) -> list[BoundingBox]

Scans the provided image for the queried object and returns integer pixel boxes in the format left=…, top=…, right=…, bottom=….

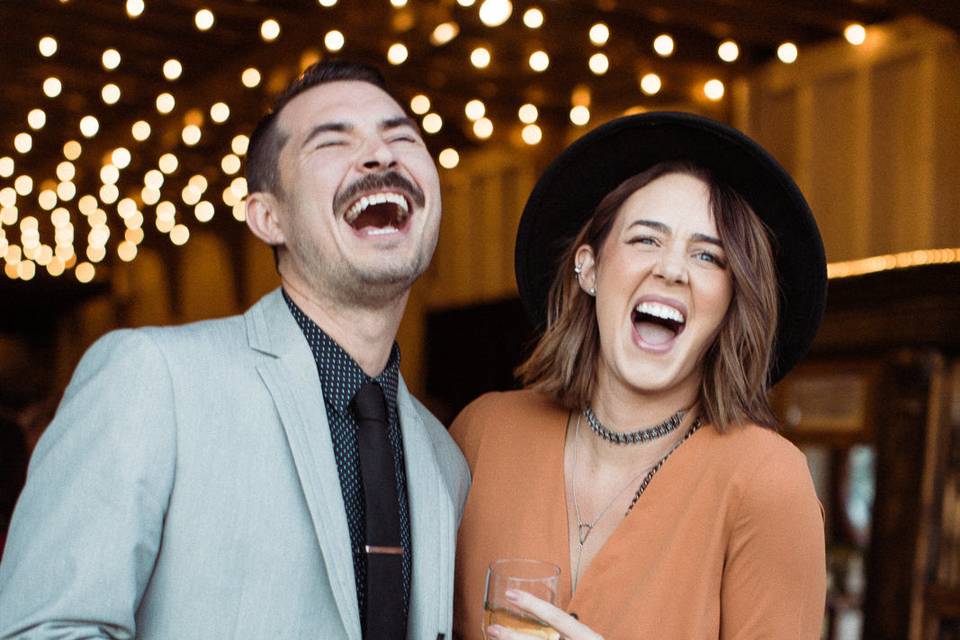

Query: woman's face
left=576, top=172, right=734, bottom=405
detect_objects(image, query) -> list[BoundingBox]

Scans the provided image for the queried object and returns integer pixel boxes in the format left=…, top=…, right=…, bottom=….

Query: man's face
left=271, top=80, right=441, bottom=306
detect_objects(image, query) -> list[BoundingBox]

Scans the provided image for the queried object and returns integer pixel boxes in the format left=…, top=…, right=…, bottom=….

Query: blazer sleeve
left=719, top=444, right=827, bottom=640
left=0, top=330, right=177, bottom=639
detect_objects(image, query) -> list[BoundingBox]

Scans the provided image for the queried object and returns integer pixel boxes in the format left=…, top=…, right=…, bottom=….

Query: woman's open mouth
left=632, top=300, right=686, bottom=351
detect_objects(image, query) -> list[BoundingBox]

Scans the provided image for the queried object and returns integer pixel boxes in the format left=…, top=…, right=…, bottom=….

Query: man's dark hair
left=245, top=60, right=389, bottom=197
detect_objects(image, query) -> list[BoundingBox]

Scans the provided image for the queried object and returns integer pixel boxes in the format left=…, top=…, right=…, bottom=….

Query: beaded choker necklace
left=583, top=405, right=685, bottom=445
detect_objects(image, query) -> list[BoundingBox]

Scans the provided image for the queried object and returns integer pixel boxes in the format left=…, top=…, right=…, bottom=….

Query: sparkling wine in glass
left=483, top=558, right=560, bottom=640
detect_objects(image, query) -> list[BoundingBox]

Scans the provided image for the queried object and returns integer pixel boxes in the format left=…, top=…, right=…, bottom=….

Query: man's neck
left=281, top=279, right=407, bottom=377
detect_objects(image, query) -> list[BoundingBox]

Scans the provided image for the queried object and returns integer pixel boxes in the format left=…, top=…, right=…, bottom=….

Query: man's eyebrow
left=381, top=115, right=419, bottom=131
left=628, top=220, right=723, bottom=246
left=301, top=122, right=351, bottom=150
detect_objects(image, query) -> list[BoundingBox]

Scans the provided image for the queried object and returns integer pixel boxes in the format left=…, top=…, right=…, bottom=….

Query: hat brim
left=514, top=111, right=826, bottom=383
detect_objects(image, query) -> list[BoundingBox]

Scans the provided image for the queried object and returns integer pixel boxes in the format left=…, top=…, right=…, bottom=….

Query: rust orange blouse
left=450, top=390, right=825, bottom=640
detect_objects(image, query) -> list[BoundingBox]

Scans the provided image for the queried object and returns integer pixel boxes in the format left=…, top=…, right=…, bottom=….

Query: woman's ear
left=245, top=192, right=286, bottom=247
left=574, top=245, right=597, bottom=296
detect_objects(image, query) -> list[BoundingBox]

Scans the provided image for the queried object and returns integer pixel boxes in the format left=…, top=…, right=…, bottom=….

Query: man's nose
left=360, top=139, right=397, bottom=171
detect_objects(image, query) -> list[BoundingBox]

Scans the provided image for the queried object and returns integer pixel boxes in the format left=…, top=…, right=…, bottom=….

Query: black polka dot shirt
left=284, top=291, right=412, bottom=627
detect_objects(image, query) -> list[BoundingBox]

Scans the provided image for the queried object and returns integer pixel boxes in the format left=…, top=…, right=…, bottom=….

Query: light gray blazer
left=0, top=289, right=470, bottom=639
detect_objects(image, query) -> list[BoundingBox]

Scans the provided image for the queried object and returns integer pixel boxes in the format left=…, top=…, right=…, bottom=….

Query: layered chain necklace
left=570, top=407, right=702, bottom=591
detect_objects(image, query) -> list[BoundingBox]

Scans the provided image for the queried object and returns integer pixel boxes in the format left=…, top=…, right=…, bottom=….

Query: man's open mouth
left=632, top=301, right=686, bottom=347
left=344, top=191, right=411, bottom=235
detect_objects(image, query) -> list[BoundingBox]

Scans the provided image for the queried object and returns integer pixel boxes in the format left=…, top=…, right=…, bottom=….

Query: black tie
left=353, top=381, right=407, bottom=639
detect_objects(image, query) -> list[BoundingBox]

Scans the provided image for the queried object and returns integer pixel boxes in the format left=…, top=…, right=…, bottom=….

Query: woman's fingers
left=489, top=589, right=604, bottom=640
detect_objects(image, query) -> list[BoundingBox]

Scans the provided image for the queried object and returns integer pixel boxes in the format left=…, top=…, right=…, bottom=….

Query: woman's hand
left=484, top=589, right=604, bottom=640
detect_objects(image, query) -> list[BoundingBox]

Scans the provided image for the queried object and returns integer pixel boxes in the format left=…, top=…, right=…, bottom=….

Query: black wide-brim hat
left=515, top=111, right=827, bottom=384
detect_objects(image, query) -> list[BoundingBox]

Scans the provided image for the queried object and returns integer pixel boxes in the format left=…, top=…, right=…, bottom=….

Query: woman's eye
left=629, top=236, right=659, bottom=246
left=390, top=135, right=418, bottom=144
left=695, top=251, right=725, bottom=267
left=315, top=140, right=346, bottom=149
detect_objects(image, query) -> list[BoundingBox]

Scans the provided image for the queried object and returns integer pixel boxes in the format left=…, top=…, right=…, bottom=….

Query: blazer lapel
left=246, top=290, right=362, bottom=640
left=398, top=379, right=453, bottom=639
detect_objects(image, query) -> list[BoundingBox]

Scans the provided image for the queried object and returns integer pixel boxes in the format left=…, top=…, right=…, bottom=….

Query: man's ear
left=245, top=191, right=286, bottom=247
left=574, top=244, right=597, bottom=294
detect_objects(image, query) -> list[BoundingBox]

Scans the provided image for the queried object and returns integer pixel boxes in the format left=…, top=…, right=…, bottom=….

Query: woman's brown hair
left=516, top=160, right=781, bottom=431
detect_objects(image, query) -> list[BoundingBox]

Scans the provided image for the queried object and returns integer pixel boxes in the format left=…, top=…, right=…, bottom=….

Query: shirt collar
left=283, top=290, right=401, bottom=418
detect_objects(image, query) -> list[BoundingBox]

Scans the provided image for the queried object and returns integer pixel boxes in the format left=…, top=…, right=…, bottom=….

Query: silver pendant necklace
left=570, top=409, right=703, bottom=591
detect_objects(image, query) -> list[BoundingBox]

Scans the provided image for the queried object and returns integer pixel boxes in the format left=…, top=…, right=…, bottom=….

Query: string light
left=231, top=135, right=249, bottom=155
left=156, top=92, right=176, bottom=114
left=13, top=133, right=31, bottom=154
left=101, top=83, right=122, bottom=104
left=473, top=117, right=494, bottom=139
left=99, top=164, right=119, bottom=185
left=387, top=43, right=408, bottom=65
left=390, top=0, right=408, bottom=7
left=111, top=147, right=132, bottom=168
left=589, top=52, right=609, bottom=75
left=422, top=113, right=443, bottom=134
left=410, top=94, right=431, bottom=115
left=570, top=105, right=590, bottom=126
left=158, top=153, right=179, bottom=174
left=43, top=77, right=62, bottom=98
left=471, top=47, right=491, bottom=69
left=261, top=19, right=281, bottom=42
left=704, top=79, right=725, bottom=101
left=464, top=99, right=486, bottom=121
left=126, top=0, right=145, bottom=18
left=38, top=36, right=58, bottom=57
left=845, top=23, right=867, bottom=45
left=718, top=40, right=739, bottom=62
left=210, top=102, right=230, bottom=123
left=221, top=154, right=241, bottom=174
left=523, top=8, right=544, bottom=29
left=640, top=73, right=662, bottom=95
left=242, top=67, right=262, bottom=88
left=318, top=0, right=338, bottom=6
left=27, top=109, right=46, bottom=130
left=324, top=30, right=344, bottom=51
left=528, top=50, right=549, bottom=72
left=430, top=22, right=459, bottom=46
left=828, top=248, right=960, bottom=278
left=79, top=115, right=100, bottom=138
left=521, top=123, right=542, bottom=145
left=163, top=58, right=183, bottom=80
left=102, top=48, right=121, bottom=70
left=518, top=104, right=538, bottom=124
left=653, top=34, right=675, bottom=57
left=438, top=148, right=459, bottom=169
left=132, top=120, right=151, bottom=141
left=589, top=23, right=609, bottom=46
left=777, top=42, right=798, bottom=63
left=63, top=140, right=82, bottom=160
left=478, top=0, right=512, bottom=27
left=195, top=8, right=214, bottom=31
left=0, top=157, right=14, bottom=178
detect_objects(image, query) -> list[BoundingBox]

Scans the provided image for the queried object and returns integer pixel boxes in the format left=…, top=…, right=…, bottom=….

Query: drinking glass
left=483, top=558, right=561, bottom=640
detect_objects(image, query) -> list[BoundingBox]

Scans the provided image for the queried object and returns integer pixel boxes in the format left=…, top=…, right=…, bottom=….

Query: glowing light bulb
left=156, top=92, right=176, bottom=114
left=704, top=79, right=725, bottom=101
left=387, top=43, right=408, bottom=65
left=422, top=113, right=443, bottom=134
left=324, top=30, right=344, bottom=51
left=38, top=36, right=58, bottom=57
left=521, top=123, right=542, bottom=145
left=528, top=50, right=549, bottom=72
left=27, top=109, right=46, bottom=130
left=589, top=52, right=609, bottom=75
left=845, top=23, right=866, bottom=46
left=410, top=94, right=431, bottom=115
left=569, top=105, right=590, bottom=126
left=101, top=83, right=121, bottom=104
left=464, top=99, right=486, bottom=121
left=640, top=73, right=661, bottom=95
left=438, top=148, right=459, bottom=169
left=778, top=42, right=798, bottom=63
left=471, top=47, right=491, bottom=68
left=210, top=102, right=230, bottom=123
left=473, top=117, right=493, bottom=139
left=126, top=0, right=144, bottom=18
left=589, top=23, right=609, bottom=46
left=430, top=22, right=459, bottom=46
left=79, top=115, right=100, bottom=138
left=43, top=77, right=62, bottom=98
left=195, top=8, right=214, bottom=31
left=653, top=34, right=674, bottom=57
left=102, top=48, right=121, bottom=70
left=523, top=8, right=544, bottom=28
left=478, top=0, right=512, bottom=27
left=261, top=19, right=281, bottom=42
left=242, top=67, right=261, bottom=88
left=163, top=58, right=183, bottom=80
left=518, top=103, right=538, bottom=124
left=132, top=120, right=151, bottom=141
left=718, top=40, right=739, bottom=62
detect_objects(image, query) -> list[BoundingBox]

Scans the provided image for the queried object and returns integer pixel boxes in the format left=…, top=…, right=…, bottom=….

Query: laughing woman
left=451, top=113, right=827, bottom=639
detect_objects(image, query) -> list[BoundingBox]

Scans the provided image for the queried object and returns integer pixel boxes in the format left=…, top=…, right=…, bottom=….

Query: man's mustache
left=333, top=171, right=426, bottom=215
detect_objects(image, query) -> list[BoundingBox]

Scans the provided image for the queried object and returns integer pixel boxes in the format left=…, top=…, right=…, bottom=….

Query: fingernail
left=505, top=589, right=520, bottom=602
left=486, top=625, right=501, bottom=638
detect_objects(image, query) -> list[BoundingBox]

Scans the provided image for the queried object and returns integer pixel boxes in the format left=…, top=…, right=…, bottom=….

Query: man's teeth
left=346, top=192, right=409, bottom=221
left=635, top=301, right=685, bottom=324
left=366, top=226, right=398, bottom=236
